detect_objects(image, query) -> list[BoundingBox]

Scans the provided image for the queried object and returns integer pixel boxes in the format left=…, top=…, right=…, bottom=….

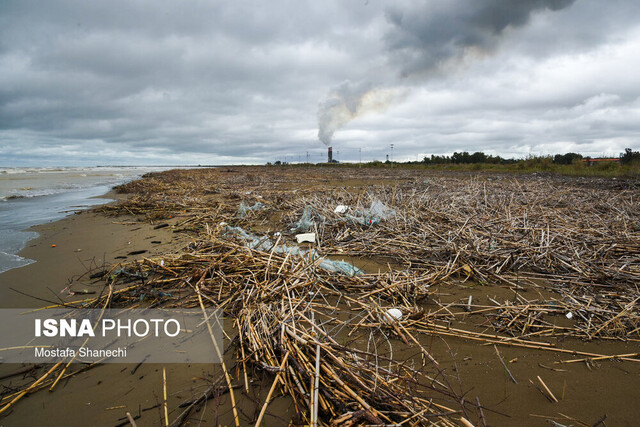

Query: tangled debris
left=3, top=166, right=640, bottom=425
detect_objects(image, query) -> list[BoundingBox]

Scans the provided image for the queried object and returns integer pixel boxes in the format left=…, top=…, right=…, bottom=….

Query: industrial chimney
left=328, top=146, right=333, bottom=163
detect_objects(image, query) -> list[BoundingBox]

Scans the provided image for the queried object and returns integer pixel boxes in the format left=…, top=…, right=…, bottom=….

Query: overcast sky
left=1, top=0, right=640, bottom=166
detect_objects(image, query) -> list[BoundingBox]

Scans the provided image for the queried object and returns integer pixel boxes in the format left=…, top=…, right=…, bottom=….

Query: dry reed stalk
left=163, top=367, right=169, bottom=427
left=536, top=375, right=558, bottom=403
left=255, top=351, right=290, bottom=427
left=50, top=283, right=115, bottom=391
left=494, top=345, right=517, bottom=384
left=0, top=362, right=63, bottom=415
left=126, top=412, right=138, bottom=427
left=195, top=282, right=240, bottom=427
left=7, top=167, right=638, bottom=425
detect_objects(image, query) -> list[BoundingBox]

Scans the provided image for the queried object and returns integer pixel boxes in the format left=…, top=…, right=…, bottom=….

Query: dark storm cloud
left=383, top=0, right=576, bottom=77
left=316, top=0, right=579, bottom=145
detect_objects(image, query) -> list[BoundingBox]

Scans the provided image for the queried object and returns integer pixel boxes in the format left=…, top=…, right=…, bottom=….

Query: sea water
left=0, top=167, right=169, bottom=273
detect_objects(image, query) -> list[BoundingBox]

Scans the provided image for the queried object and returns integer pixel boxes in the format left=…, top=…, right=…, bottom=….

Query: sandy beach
left=0, top=166, right=639, bottom=426
left=0, top=197, right=185, bottom=308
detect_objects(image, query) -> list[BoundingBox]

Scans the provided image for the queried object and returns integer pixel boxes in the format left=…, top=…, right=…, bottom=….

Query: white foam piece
left=295, top=232, right=316, bottom=244
left=386, top=308, right=403, bottom=320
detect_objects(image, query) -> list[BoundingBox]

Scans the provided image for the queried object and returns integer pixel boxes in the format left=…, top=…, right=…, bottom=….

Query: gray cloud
left=316, top=0, right=581, bottom=146
left=384, top=0, right=576, bottom=78
left=0, top=0, right=639, bottom=165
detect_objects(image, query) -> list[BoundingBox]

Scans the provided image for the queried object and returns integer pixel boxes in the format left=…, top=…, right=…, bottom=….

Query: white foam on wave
left=1, top=166, right=174, bottom=273
left=0, top=166, right=163, bottom=201
left=0, top=251, right=35, bottom=274
left=3, top=187, right=68, bottom=200
left=0, top=168, right=30, bottom=175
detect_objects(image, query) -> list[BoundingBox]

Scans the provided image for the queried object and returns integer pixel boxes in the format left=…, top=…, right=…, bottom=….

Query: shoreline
left=0, top=166, right=182, bottom=275
left=0, top=190, right=216, bottom=427
left=0, top=191, right=186, bottom=308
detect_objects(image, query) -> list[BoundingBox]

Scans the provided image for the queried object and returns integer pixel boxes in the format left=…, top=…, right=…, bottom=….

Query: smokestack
left=328, top=146, right=333, bottom=163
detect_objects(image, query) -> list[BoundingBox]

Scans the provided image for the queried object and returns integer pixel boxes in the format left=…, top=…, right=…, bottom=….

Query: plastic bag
left=292, top=205, right=314, bottom=232
left=238, top=201, right=264, bottom=217
left=318, top=259, right=364, bottom=277
left=346, top=198, right=396, bottom=226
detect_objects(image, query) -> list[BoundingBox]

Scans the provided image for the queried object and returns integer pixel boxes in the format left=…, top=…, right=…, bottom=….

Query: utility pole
left=359, top=148, right=362, bottom=167
left=390, top=144, right=394, bottom=168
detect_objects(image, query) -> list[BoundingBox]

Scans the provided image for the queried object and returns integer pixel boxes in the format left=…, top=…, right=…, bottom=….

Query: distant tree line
left=267, top=148, right=640, bottom=167
left=621, top=148, right=640, bottom=165
left=422, top=151, right=515, bottom=165
left=553, top=149, right=640, bottom=165
left=423, top=151, right=585, bottom=165
left=417, top=149, right=639, bottom=166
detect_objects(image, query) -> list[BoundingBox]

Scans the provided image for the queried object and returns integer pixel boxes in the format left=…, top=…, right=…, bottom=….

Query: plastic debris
left=292, top=206, right=314, bottom=232
left=386, top=308, right=403, bottom=321
left=296, top=233, right=316, bottom=244
left=344, top=214, right=369, bottom=226
left=238, top=201, right=264, bottom=217
left=345, top=198, right=396, bottom=226
left=318, top=259, right=364, bottom=277
left=224, top=226, right=273, bottom=251
left=368, top=199, right=396, bottom=221
left=334, top=205, right=348, bottom=214
left=566, top=312, right=573, bottom=319
left=224, top=225, right=362, bottom=276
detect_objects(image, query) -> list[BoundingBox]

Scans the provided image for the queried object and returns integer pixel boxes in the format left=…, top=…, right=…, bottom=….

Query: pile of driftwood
left=85, top=232, right=468, bottom=425
left=3, top=166, right=639, bottom=425
left=100, top=167, right=640, bottom=423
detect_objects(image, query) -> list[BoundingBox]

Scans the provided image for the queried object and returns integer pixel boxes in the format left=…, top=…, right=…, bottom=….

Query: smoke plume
left=317, top=0, right=576, bottom=145
left=317, top=82, right=404, bottom=146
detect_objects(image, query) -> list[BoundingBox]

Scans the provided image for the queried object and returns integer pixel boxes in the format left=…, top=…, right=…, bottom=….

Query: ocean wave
left=2, top=188, right=66, bottom=200
left=1, top=166, right=101, bottom=174
left=0, top=166, right=167, bottom=175
left=0, top=251, right=35, bottom=274
left=0, top=166, right=172, bottom=202
left=0, top=168, right=30, bottom=174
